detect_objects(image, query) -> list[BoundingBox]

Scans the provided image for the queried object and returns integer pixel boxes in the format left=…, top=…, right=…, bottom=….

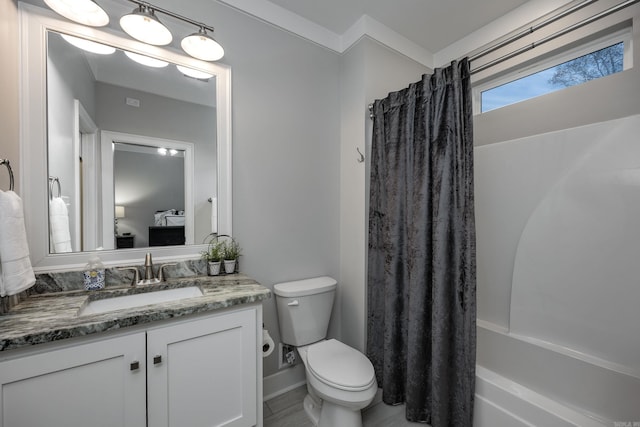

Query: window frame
left=473, top=27, right=633, bottom=115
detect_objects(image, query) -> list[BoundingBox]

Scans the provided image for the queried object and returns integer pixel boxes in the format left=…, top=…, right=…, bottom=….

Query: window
left=475, top=29, right=632, bottom=113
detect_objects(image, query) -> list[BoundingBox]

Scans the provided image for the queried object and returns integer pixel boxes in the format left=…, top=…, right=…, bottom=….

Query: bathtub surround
left=368, top=59, right=476, bottom=425
left=473, top=115, right=640, bottom=424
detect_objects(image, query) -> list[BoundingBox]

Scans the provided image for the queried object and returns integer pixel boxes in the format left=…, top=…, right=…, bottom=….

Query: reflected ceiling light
left=157, top=148, right=167, bottom=155
left=169, top=149, right=178, bottom=156
left=44, top=0, right=109, bottom=27
left=176, top=65, right=213, bottom=80
left=124, top=51, right=169, bottom=68
left=181, top=28, right=224, bottom=61
left=120, top=5, right=172, bottom=46
left=61, top=34, right=116, bottom=55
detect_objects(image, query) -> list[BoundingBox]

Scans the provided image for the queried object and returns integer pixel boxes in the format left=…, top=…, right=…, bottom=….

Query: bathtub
left=474, top=320, right=640, bottom=427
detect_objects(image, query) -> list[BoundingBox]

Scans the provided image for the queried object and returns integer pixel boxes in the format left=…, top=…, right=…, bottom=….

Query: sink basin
left=78, top=286, right=204, bottom=316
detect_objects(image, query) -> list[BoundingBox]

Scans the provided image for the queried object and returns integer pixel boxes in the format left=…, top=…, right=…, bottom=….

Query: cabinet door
left=0, top=332, right=146, bottom=427
left=147, top=308, right=257, bottom=427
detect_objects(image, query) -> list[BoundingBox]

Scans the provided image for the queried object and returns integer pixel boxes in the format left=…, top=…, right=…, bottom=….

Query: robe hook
left=356, top=147, right=365, bottom=163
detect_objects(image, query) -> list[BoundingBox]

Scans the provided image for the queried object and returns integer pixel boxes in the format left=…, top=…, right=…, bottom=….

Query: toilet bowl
left=298, top=340, right=377, bottom=427
left=273, top=277, right=378, bottom=427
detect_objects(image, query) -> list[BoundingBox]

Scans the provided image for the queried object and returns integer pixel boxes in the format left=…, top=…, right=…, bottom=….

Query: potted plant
left=202, top=240, right=224, bottom=275
left=222, top=239, right=242, bottom=274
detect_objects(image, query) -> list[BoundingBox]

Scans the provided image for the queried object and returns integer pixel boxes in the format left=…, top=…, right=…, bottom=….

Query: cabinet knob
left=153, top=355, right=162, bottom=365
left=130, top=361, right=140, bottom=371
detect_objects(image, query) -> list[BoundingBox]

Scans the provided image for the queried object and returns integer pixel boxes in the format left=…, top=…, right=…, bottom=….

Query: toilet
left=274, top=276, right=377, bottom=427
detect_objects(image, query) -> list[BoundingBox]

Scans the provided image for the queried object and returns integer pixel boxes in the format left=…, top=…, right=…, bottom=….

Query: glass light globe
left=120, top=6, right=172, bottom=46
left=44, top=0, right=109, bottom=27
left=181, top=29, right=224, bottom=61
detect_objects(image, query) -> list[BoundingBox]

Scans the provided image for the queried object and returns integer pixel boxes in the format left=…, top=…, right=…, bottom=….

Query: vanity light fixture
left=181, top=28, right=224, bottom=61
left=61, top=34, right=116, bottom=55
left=119, top=5, right=172, bottom=46
left=176, top=65, right=213, bottom=80
left=124, top=50, right=169, bottom=68
left=44, top=0, right=109, bottom=27
left=45, top=0, right=225, bottom=61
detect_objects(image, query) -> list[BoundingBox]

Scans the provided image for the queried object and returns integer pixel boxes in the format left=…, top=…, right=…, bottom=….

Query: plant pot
left=223, top=259, right=236, bottom=274
left=208, top=261, right=222, bottom=276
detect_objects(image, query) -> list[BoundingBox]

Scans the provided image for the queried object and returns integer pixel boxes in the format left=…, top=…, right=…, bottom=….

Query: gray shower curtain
left=367, top=59, right=476, bottom=426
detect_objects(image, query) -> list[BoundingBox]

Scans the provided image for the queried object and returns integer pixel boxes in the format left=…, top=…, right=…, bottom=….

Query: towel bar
left=0, top=159, right=14, bottom=191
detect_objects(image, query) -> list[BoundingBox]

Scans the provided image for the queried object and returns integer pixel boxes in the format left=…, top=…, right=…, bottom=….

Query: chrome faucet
left=143, top=253, right=155, bottom=282
left=118, top=254, right=175, bottom=286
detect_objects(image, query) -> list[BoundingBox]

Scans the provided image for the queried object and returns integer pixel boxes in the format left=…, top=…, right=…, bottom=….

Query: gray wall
left=340, top=37, right=429, bottom=352
left=149, top=0, right=342, bottom=377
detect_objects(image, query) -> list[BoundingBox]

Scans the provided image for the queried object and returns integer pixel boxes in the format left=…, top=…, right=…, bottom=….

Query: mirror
left=20, top=4, right=232, bottom=270
left=47, top=30, right=214, bottom=253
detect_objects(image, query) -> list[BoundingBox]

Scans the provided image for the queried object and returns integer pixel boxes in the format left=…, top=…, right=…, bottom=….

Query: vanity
left=0, top=274, right=270, bottom=427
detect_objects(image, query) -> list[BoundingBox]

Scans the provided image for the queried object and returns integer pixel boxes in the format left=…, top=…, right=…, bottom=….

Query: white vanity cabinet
left=0, top=305, right=262, bottom=427
left=0, top=332, right=147, bottom=427
left=147, top=307, right=258, bottom=426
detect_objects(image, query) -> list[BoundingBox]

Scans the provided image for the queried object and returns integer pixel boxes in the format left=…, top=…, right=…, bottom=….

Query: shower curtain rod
left=469, top=0, right=639, bottom=75
left=469, top=0, right=598, bottom=63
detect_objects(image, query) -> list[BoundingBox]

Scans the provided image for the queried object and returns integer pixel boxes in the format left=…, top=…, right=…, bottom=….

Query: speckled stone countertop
left=0, top=274, right=271, bottom=352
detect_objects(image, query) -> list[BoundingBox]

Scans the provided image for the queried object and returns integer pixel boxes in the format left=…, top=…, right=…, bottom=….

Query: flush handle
left=153, top=355, right=162, bottom=365
left=287, top=300, right=299, bottom=307
left=130, top=361, right=140, bottom=371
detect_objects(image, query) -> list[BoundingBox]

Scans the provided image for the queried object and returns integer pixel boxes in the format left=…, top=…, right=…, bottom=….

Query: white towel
left=210, top=197, right=217, bottom=234
left=0, top=190, right=36, bottom=297
left=49, top=197, right=72, bottom=253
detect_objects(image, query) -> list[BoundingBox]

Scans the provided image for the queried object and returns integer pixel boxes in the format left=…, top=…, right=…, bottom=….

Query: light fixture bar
left=123, top=0, right=223, bottom=61
left=125, top=0, right=215, bottom=34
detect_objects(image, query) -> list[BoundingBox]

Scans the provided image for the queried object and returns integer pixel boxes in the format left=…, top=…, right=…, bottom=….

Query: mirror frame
left=19, top=3, right=232, bottom=271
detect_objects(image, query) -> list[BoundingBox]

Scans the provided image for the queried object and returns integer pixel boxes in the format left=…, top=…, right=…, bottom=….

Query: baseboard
left=263, top=364, right=307, bottom=401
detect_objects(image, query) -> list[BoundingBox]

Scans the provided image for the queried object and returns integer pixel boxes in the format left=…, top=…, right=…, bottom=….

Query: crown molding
left=217, top=0, right=433, bottom=68
left=218, top=0, right=577, bottom=71
left=217, top=0, right=342, bottom=50
left=342, top=15, right=433, bottom=68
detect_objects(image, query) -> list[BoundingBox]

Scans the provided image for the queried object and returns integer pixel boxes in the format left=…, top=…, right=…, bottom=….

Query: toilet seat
left=306, top=339, right=376, bottom=392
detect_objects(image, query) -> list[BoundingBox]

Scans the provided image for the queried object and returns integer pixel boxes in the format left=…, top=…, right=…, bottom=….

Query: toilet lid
left=306, top=339, right=376, bottom=392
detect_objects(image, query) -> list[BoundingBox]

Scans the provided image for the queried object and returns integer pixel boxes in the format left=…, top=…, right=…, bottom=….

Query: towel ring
left=0, top=159, right=14, bottom=191
left=49, top=176, right=61, bottom=200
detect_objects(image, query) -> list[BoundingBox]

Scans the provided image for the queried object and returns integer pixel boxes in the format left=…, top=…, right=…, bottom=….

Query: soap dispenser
left=83, top=256, right=105, bottom=290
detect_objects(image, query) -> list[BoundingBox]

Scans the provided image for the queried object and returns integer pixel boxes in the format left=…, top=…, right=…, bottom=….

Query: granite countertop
left=0, top=274, right=271, bottom=352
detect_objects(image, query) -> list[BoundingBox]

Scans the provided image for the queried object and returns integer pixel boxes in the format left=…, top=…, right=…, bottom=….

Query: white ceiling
left=263, top=0, right=531, bottom=53
left=217, top=0, right=575, bottom=67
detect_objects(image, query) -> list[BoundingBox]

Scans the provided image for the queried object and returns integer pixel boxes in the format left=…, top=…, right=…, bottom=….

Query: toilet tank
left=274, top=276, right=337, bottom=346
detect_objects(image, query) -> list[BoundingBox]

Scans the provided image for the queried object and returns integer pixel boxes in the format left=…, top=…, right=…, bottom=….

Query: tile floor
left=263, top=385, right=424, bottom=427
